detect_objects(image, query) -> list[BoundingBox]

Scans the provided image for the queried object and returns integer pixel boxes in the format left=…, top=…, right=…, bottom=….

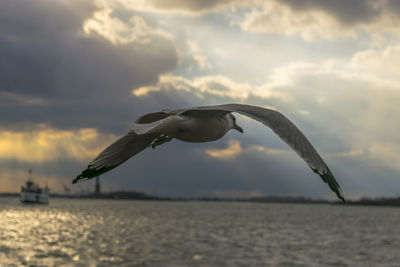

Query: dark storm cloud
left=145, top=0, right=400, bottom=26
left=387, top=0, right=400, bottom=12
left=0, top=0, right=95, bottom=38
left=149, top=0, right=235, bottom=12
left=0, top=0, right=178, bottom=133
left=277, top=0, right=383, bottom=25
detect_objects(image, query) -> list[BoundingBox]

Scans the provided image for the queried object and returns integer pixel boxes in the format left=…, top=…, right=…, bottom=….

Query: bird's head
left=229, top=114, right=243, bottom=133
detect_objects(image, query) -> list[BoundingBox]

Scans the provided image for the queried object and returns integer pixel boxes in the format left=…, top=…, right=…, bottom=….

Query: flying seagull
left=73, top=103, right=345, bottom=202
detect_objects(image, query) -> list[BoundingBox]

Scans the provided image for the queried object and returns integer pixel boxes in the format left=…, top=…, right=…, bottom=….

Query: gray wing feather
left=73, top=131, right=158, bottom=183
left=175, top=103, right=345, bottom=202
left=135, top=112, right=171, bottom=124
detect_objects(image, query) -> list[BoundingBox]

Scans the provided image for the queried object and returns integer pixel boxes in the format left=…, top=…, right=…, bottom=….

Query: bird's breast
left=170, top=115, right=231, bottom=143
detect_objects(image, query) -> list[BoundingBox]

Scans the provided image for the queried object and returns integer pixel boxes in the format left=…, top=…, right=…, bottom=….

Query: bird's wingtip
left=72, top=165, right=96, bottom=184
left=73, top=164, right=118, bottom=184
left=337, top=187, right=346, bottom=203
left=72, top=175, right=88, bottom=184
left=315, top=168, right=345, bottom=203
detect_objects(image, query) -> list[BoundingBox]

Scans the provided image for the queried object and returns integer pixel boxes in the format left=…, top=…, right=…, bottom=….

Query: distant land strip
left=2, top=192, right=400, bottom=207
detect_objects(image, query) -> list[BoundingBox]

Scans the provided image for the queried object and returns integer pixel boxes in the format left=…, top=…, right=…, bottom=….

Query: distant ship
left=20, top=170, right=49, bottom=204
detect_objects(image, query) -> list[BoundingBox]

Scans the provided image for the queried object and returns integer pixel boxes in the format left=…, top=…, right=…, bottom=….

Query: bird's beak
left=233, top=124, right=244, bottom=133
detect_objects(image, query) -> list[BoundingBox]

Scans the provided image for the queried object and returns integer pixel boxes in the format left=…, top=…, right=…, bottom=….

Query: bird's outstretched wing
left=169, top=103, right=345, bottom=202
left=73, top=131, right=158, bottom=183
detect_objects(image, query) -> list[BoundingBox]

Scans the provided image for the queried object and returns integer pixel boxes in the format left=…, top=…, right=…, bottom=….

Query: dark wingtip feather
left=72, top=164, right=117, bottom=184
left=337, top=187, right=346, bottom=203
left=313, top=168, right=345, bottom=203
left=72, top=175, right=89, bottom=184
left=321, top=171, right=345, bottom=203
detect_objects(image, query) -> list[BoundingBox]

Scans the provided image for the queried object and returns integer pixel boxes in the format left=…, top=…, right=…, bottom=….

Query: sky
left=1, top=0, right=400, bottom=200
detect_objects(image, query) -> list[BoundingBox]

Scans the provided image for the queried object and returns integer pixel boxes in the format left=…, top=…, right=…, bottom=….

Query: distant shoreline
left=2, top=192, right=400, bottom=207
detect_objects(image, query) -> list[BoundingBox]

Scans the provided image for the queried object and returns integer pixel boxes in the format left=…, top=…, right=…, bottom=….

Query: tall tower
left=95, top=176, right=101, bottom=195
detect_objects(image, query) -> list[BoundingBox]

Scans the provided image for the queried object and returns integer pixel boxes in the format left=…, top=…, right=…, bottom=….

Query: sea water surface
left=0, top=197, right=400, bottom=266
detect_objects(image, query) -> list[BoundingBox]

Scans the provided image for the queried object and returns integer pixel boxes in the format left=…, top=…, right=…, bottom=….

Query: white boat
left=20, top=170, right=49, bottom=204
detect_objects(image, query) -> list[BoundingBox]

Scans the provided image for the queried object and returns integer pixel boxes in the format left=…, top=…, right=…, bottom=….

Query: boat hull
left=20, top=191, right=49, bottom=204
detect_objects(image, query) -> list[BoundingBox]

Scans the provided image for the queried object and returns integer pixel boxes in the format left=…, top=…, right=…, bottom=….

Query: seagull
left=73, top=103, right=345, bottom=202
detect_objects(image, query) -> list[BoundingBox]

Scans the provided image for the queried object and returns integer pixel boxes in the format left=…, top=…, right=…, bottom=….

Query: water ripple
left=1, top=198, right=400, bottom=266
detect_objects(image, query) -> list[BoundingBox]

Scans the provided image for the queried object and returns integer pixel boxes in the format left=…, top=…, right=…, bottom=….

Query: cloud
left=0, top=92, right=47, bottom=105
left=0, top=126, right=115, bottom=163
left=241, top=2, right=356, bottom=41
left=368, top=144, right=400, bottom=172
left=240, top=0, right=400, bottom=41
left=83, top=6, right=173, bottom=45
left=0, top=123, right=122, bottom=194
left=205, top=139, right=293, bottom=160
left=149, top=0, right=234, bottom=12
left=110, top=0, right=244, bottom=15
left=205, top=139, right=242, bottom=158
left=351, top=44, right=400, bottom=77
left=0, top=0, right=178, bottom=133
left=132, top=74, right=288, bottom=101
left=66, top=0, right=400, bottom=42
left=277, top=0, right=382, bottom=26
left=0, top=0, right=96, bottom=38
left=186, top=40, right=212, bottom=71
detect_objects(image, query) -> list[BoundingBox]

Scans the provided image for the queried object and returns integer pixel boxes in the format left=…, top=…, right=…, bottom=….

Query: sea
left=1, top=197, right=400, bottom=267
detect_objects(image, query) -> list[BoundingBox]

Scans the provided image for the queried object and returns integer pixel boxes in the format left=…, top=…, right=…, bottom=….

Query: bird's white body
left=164, top=114, right=234, bottom=143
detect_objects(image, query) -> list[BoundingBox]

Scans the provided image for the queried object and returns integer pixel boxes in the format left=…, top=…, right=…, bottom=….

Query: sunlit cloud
left=106, top=0, right=247, bottom=16
left=240, top=0, right=400, bottom=42
left=132, top=74, right=288, bottom=101
left=186, top=40, right=212, bottom=71
left=132, top=85, right=162, bottom=97
left=351, top=44, right=400, bottom=78
left=205, top=139, right=242, bottom=159
left=241, top=2, right=356, bottom=41
left=83, top=4, right=173, bottom=45
left=205, top=139, right=293, bottom=160
left=0, top=126, right=115, bottom=163
left=80, top=0, right=400, bottom=44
